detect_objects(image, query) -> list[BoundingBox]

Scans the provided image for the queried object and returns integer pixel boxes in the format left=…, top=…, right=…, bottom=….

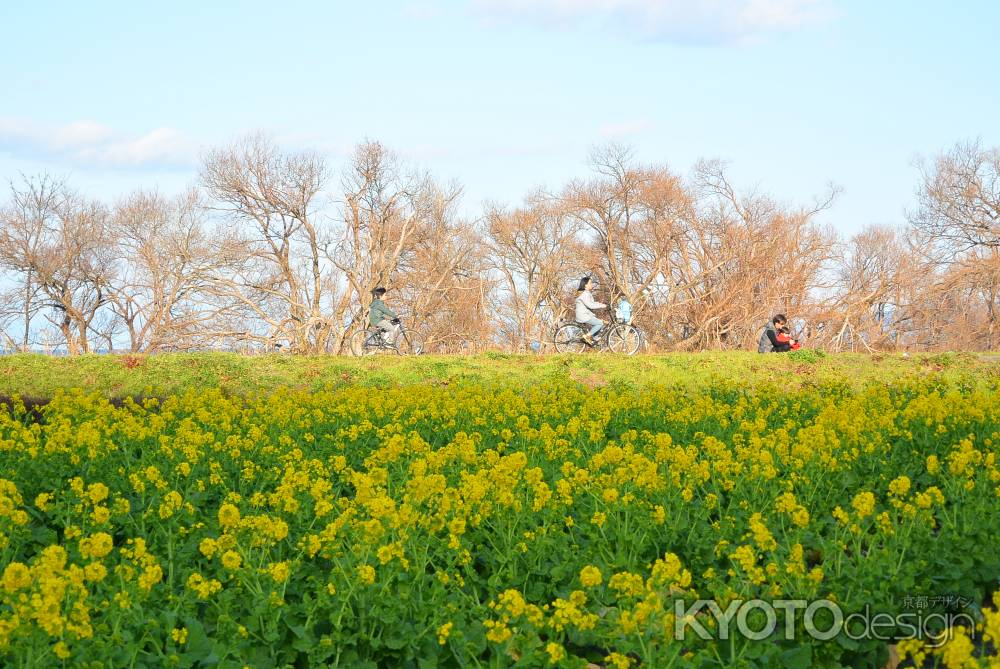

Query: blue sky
left=1, top=0, right=997, bottom=235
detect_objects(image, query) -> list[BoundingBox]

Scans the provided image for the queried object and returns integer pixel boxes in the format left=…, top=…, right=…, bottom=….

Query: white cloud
left=49, top=120, right=114, bottom=149
left=0, top=118, right=196, bottom=168
left=472, top=0, right=837, bottom=43
left=91, top=128, right=193, bottom=167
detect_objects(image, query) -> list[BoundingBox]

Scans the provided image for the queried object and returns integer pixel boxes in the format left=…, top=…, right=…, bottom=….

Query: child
left=776, top=326, right=801, bottom=351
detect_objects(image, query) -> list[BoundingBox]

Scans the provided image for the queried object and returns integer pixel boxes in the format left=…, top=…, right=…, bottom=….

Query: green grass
left=1, top=350, right=997, bottom=399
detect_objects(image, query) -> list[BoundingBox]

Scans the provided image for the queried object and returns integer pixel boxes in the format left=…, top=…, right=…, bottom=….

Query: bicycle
left=553, top=311, right=642, bottom=355
left=350, top=320, right=423, bottom=356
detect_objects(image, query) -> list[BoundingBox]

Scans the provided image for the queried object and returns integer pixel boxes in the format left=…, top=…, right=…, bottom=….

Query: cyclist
left=575, top=276, right=607, bottom=345
left=369, top=287, right=400, bottom=345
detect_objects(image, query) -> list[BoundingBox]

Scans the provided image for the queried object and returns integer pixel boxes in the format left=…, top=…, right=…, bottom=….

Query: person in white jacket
left=575, top=276, right=607, bottom=345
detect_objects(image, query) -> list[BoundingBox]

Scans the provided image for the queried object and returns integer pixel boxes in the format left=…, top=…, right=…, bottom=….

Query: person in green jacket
left=369, top=287, right=400, bottom=345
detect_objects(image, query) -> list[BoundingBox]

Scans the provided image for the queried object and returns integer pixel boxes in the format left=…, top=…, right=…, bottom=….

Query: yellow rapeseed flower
left=579, top=565, right=603, bottom=587
left=546, top=642, right=566, bottom=662
left=87, top=482, right=109, bottom=504
left=268, top=561, right=290, bottom=583
left=199, top=537, right=218, bottom=559
left=851, top=492, right=876, bottom=519
left=1, top=562, right=31, bottom=592
left=53, top=642, right=71, bottom=659
left=888, top=475, right=911, bottom=496
left=437, top=622, right=453, bottom=645
left=80, top=532, right=114, bottom=559
left=218, top=503, right=241, bottom=530
left=221, top=550, right=242, bottom=571
left=34, top=492, right=52, bottom=512
left=357, top=565, right=376, bottom=585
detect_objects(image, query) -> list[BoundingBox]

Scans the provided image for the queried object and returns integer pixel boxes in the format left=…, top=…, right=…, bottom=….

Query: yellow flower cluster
left=0, top=374, right=996, bottom=666
left=0, top=545, right=93, bottom=651
left=899, top=589, right=1000, bottom=669
left=186, top=572, right=223, bottom=600
left=580, top=565, right=603, bottom=587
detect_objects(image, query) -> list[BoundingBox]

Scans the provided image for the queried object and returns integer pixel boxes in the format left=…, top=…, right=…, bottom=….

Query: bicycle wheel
left=395, top=331, right=424, bottom=356
left=349, top=330, right=376, bottom=356
left=606, top=324, right=642, bottom=355
left=554, top=324, right=587, bottom=353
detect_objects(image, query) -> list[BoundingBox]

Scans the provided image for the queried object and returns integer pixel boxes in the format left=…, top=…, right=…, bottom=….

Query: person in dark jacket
left=758, top=314, right=793, bottom=353
left=369, top=287, right=400, bottom=345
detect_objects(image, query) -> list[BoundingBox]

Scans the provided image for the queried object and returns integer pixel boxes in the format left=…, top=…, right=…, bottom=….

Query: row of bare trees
left=1, top=136, right=997, bottom=353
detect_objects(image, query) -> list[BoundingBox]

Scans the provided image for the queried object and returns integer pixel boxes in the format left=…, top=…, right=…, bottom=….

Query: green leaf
left=182, top=616, right=212, bottom=658
left=781, top=645, right=812, bottom=669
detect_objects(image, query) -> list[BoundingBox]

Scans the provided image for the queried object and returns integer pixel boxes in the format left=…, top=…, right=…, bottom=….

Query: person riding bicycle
left=575, top=276, right=607, bottom=346
left=369, top=287, right=400, bottom=345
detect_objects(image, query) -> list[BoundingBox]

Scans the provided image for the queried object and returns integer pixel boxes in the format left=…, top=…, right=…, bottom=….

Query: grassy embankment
left=1, top=350, right=996, bottom=400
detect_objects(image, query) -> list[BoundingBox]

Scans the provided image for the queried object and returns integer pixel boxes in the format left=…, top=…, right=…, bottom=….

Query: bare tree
left=912, top=140, right=1000, bottom=258
left=908, top=140, right=1000, bottom=349
left=0, top=175, right=69, bottom=350
left=0, top=176, right=117, bottom=353
left=43, top=200, right=117, bottom=353
left=0, top=288, right=26, bottom=351
left=326, top=141, right=437, bottom=351
left=394, top=181, right=489, bottom=352
left=485, top=194, right=588, bottom=350
left=4, top=137, right=1000, bottom=354
left=107, top=189, right=224, bottom=352
left=817, top=226, right=916, bottom=351
left=648, top=160, right=836, bottom=350
left=566, top=145, right=692, bottom=310
left=200, top=134, right=331, bottom=352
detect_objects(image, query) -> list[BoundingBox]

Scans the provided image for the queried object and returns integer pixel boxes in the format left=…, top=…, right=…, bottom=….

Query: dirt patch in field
left=569, top=371, right=607, bottom=388
left=0, top=394, right=152, bottom=423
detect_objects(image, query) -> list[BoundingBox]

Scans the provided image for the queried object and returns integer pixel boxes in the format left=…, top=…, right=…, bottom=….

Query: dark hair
left=372, top=287, right=387, bottom=297
left=772, top=313, right=787, bottom=325
left=577, top=276, right=591, bottom=292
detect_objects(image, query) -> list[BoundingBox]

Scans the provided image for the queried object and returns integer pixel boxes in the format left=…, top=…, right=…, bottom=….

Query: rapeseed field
left=1, top=361, right=999, bottom=667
